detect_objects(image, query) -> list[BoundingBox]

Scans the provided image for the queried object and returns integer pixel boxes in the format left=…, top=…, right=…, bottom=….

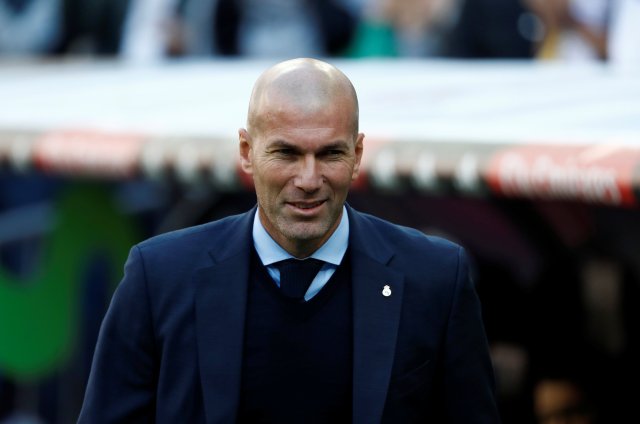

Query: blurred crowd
left=0, top=0, right=638, bottom=65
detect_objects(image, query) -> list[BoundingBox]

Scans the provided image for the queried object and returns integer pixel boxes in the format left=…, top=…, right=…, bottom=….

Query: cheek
left=254, top=164, right=292, bottom=194
left=323, top=162, right=358, bottom=185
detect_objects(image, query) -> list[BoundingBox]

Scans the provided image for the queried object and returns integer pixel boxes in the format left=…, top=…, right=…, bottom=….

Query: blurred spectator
left=525, top=0, right=608, bottom=61
left=0, top=0, right=63, bottom=55
left=444, top=0, right=534, bottom=58
left=474, top=260, right=534, bottom=423
left=529, top=298, right=601, bottom=423
left=0, top=0, right=140, bottom=58
left=526, top=0, right=640, bottom=66
left=172, top=0, right=358, bottom=57
left=530, top=246, right=640, bottom=423
left=168, top=0, right=217, bottom=56
left=56, top=0, right=130, bottom=55
left=119, top=0, right=181, bottom=63
left=533, top=377, right=596, bottom=424
left=345, top=0, right=461, bottom=57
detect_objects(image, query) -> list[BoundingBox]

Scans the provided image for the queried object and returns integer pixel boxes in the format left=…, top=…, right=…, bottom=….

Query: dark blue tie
left=276, top=258, right=324, bottom=300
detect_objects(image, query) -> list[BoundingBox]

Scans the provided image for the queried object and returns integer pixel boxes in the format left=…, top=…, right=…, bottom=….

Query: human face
left=239, top=99, right=364, bottom=258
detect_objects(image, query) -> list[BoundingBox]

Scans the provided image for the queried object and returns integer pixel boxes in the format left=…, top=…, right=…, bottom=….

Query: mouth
left=291, top=200, right=324, bottom=209
left=286, top=200, right=326, bottom=214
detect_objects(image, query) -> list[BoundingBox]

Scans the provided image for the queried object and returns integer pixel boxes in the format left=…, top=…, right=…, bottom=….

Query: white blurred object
left=121, top=0, right=179, bottom=63
left=554, top=30, right=600, bottom=61
left=570, top=0, right=608, bottom=29
left=608, top=0, right=640, bottom=69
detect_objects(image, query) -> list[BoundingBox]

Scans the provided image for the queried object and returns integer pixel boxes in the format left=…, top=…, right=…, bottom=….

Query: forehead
left=255, top=91, right=355, bottom=135
left=259, top=117, right=354, bottom=153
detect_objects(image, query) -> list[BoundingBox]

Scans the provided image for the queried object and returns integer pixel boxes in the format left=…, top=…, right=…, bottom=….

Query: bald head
left=246, top=58, right=359, bottom=137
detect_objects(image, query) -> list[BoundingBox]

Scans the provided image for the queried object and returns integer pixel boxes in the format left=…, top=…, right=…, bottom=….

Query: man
left=78, top=58, right=500, bottom=423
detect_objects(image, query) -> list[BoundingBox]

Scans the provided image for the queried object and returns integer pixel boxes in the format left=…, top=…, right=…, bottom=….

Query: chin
left=280, top=223, right=328, bottom=243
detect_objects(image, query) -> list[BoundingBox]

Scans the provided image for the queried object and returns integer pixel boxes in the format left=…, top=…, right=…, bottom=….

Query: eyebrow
left=266, top=140, right=351, bottom=151
left=267, top=140, right=296, bottom=149
left=321, top=141, right=350, bottom=151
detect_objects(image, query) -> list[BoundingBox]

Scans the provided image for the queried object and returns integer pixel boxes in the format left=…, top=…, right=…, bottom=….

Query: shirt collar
left=252, top=205, right=349, bottom=266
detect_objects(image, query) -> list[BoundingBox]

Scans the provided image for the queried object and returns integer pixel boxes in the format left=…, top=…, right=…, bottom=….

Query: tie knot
left=276, top=258, right=324, bottom=300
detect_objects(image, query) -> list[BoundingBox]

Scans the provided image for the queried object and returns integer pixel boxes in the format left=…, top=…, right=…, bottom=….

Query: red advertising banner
left=486, top=144, right=640, bottom=207
left=32, top=130, right=146, bottom=178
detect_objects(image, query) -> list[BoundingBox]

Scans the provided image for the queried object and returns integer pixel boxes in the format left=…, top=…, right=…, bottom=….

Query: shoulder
left=116, top=209, right=254, bottom=302
left=136, top=210, right=250, bottom=253
left=127, top=209, right=254, bottom=276
left=349, top=207, right=467, bottom=289
left=350, top=208, right=462, bottom=257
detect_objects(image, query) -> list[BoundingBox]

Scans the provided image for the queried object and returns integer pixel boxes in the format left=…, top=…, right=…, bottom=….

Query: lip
left=285, top=200, right=326, bottom=215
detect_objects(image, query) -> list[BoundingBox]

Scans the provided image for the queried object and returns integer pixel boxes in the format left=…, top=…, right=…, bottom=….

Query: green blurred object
left=343, top=20, right=398, bottom=58
left=0, top=185, right=137, bottom=379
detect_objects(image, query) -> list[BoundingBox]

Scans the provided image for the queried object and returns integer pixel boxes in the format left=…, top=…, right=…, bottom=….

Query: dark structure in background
left=445, top=0, right=534, bottom=58
left=55, top=0, right=131, bottom=55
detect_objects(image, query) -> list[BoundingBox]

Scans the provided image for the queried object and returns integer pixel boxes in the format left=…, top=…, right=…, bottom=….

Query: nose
left=294, top=154, right=323, bottom=193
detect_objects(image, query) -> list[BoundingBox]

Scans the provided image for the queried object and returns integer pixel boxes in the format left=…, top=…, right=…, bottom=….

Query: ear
left=239, top=128, right=253, bottom=175
left=351, top=133, right=365, bottom=180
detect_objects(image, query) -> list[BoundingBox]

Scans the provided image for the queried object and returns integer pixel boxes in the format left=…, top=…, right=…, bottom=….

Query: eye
left=273, top=148, right=296, bottom=156
left=321, top=149, right=346, bottom=158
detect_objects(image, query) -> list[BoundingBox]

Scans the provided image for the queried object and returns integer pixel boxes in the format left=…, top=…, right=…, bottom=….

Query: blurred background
left=1, top=0, right=639, bottom=423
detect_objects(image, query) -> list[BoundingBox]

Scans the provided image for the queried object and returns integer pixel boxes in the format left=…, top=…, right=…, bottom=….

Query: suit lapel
left=348, top=207, right=405, bottom=424
left=195, top=209, right=255, bottom=424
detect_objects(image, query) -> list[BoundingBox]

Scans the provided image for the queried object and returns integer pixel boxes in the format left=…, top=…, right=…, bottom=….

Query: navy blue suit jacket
left=78, top=206, right=500, bottom=423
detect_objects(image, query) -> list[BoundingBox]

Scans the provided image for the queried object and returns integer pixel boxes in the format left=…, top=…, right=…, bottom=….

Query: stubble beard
left=261, top=201, right=341, bottom=254
left=276, top=215, right=331, bottom=243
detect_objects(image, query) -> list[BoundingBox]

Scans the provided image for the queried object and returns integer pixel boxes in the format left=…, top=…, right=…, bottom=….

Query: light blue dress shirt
left=252, top=206, right=349, bottom=301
